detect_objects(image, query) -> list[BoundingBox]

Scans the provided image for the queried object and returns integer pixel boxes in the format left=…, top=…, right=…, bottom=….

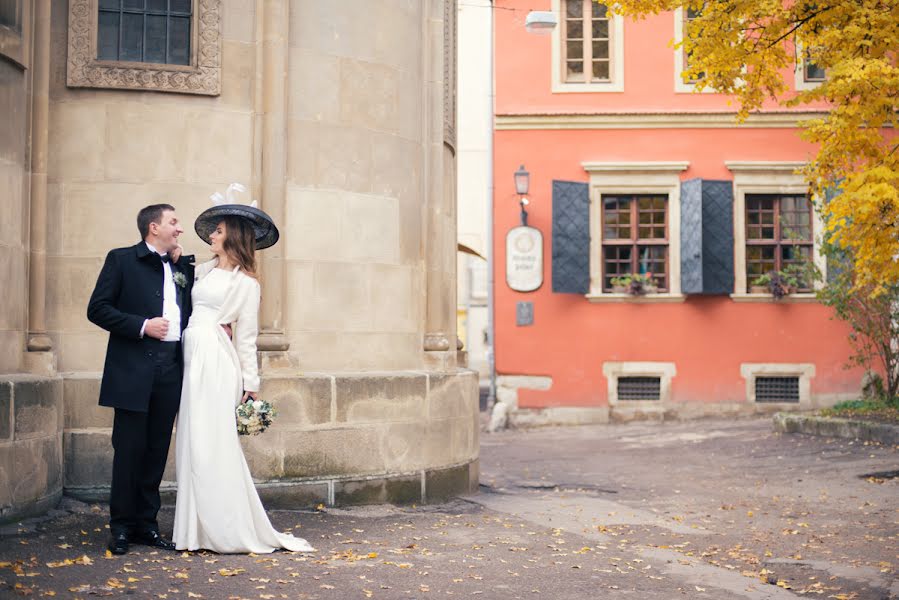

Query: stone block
left=11, top=435, right=63, bottom=505
left=0, top=443, right=14, bottom=514
left=428, top=371, right=477, bottom=420
left=315, top=123, right=372, bottom=193
left=282, top=427, right=384, bottom=478
left=0, top=330, right=23, bottom=374
left=0, top=382, right=10, bottom=441
left=185, top=110, right=253, bottom=183
left=14, top=378, right=62, bottom=441
left=0, top=247, right=26, bottom=329
left=310, top=262, right=371, bottom=331
left=46, top=257, right=106, bottom=331
left=339, top=58, right=399, bottom=134
left=342, top=192, right=400, bottom=264
left=288, top=49, right=340, bottom=123
left=104, top=104, right=188, bottom=182
left=371, top=132, right=422, bottom=201
left=286, top=119, right=319, bottom=186
left=240, top=430, right=284, bottom=479
left=54, top=331, right=108, bottom=372
left=378, top=421, right=426, bottom=471
left=423, top=418, right=454, bottom=467
left=63, top=430, right=113, bottom=489
left=425, top=463, right=474, bottom=504
left=335, top=374, right=426, bottom=423
left=219, top=41, right=254, bottom=108
left=284, top=188, right=344, bottom=262
left=48, top=102, right=106, bottom=182
left=257, top=481, right=329, bottom=510
left=64, top=375, right=110, bottom=429
left=0, top=163, right=25, bottom=247
left=370, top=264, right=416, bottom=333
left=334, top=473, right=420, bottom=506
left=262, top=376, right=332, bottom=428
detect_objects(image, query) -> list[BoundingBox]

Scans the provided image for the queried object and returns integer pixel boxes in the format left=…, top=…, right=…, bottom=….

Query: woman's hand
left=241, top=390, right=258, bottom=403
left=170, top=243, right=183, bottom=263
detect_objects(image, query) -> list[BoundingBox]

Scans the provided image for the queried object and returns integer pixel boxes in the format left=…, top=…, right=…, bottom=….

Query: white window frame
left=673, top=7, right=714, bottom=94
left=603, top=362, right=677, bottom=409
left=794, top=43, right=825, bottom=91
left=740, top=363, right=815, bottom=407
left=727, top=161, right=826, bottom=302
left=551, top=0, right=625, bottom=93
left=583, top=161, right=689, bottom=302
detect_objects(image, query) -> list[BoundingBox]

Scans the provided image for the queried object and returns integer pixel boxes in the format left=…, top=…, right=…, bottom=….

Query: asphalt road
left=1, top=418, right=896, bottom=599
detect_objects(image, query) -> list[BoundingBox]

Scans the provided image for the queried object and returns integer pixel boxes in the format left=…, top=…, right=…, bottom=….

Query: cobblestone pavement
left=1, top=418, right=896, bottom=599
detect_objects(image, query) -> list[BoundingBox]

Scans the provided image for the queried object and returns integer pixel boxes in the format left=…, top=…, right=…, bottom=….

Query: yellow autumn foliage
left=600, top=0, right=899, bottom=292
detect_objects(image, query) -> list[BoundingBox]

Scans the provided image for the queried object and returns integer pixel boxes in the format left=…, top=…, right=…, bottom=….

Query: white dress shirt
left=142, top=242, right=182, bottom=342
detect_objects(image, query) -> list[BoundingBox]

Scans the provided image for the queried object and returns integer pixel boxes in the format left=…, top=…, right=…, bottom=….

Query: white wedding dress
left=173, top=263, right=313, bottom=553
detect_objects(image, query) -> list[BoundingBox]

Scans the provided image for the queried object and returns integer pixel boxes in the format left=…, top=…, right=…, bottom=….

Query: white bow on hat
left=209, top=182, right=258, bottom=208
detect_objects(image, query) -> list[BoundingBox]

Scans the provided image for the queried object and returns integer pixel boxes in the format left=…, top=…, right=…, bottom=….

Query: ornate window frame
left=583, top=161, right=689, bottom=302
left=0, top=0, right=29, bottom=69
left=66, top=0, right=221, bottom=96
left=727, top=161, right=826, bottom=302
left=603, top=361, right=677, bottom=409
left=740, top=363, right=815, bottom=407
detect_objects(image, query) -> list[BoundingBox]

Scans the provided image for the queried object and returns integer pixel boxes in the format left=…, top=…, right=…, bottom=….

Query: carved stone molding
left=66, top=0, right=221, bottom=95
left=442, top=0, right=456, bottom=150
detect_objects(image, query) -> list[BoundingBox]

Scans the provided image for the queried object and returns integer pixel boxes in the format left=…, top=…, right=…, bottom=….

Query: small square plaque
left=516, top=302, right=534, bottom=326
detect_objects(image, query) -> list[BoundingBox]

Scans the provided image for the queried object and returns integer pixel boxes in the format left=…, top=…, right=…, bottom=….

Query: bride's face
left=209, top=221, right=227, bottom=256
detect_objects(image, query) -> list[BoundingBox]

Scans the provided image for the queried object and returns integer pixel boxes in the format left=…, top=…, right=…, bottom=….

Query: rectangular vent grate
left=617, top=376, right=661, bottom=401
left=755, top=376, right=800, bottom=403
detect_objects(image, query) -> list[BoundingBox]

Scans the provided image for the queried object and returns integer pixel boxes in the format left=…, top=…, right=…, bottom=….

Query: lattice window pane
left=603, top=246, right=632, bottom=291
left=638, top=246, right=668, bottom=290
left=755, top=376, right=799, bottom=403
left=618, top=377, right=661, bottom=401
left=96, top=0, right=192, bottom=65
left=97, top=10, right=120, bottom=60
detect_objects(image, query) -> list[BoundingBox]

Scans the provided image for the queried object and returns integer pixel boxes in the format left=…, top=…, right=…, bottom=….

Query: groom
left=87, top=204, right=194, bottom=555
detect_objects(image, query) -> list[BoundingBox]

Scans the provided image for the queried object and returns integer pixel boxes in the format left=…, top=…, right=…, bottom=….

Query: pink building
left=491, top=0, right=861, bottom=424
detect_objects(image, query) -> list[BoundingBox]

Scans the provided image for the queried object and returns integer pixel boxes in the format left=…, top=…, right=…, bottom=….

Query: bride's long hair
left=221, top=215, right=257, bottom=278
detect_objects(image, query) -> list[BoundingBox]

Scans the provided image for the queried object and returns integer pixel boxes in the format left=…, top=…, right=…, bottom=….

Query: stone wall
left=0, top=377, right=63, bottom=522
left=63, top=370, right=479, bottom=506
left=0, top=55, right=28, bottom=375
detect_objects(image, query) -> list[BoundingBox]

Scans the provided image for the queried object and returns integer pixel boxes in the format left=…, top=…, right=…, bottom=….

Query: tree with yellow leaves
left=602, top=0, right=899, bottom=292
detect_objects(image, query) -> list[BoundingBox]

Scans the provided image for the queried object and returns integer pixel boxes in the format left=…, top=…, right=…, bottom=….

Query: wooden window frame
left=561, top=0, right=611, bottom=84
left=600, top=194, right=670, bottom=292
left=551, top=0, right=624, bottom=93
left=745, top=193, right=815, bottom=291
left=583, top=161, right=688, bottom=303
left=66, top=0, right=221, bottom=96
left=727, top=161, right=827, bottom=301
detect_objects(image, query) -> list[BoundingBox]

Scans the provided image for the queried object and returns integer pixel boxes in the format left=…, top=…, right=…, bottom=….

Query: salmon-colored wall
left=495, top=0, right=828, bottom=115
left=492, top=2, right=861, bottom=407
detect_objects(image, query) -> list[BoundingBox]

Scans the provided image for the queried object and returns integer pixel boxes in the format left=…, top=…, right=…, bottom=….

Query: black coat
left=87, top=242, right=195, bottom=411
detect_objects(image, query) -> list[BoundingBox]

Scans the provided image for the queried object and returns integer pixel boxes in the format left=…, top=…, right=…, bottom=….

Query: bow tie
left=159, top=254, right=171, bottom=264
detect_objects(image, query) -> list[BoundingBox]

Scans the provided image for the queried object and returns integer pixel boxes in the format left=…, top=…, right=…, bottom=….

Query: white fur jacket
left=194, top=259, right=261, bottom=394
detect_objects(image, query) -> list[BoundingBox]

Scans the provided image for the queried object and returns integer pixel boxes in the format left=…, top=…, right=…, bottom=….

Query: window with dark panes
left=0, top=0, right=18, bottom=30
left=97, top=0, right=192, bottom=65
left=804, top=57, right=826, bottom=82
left=745, top=194, right=814, bottom=290
left=601, top=195, right=669, bottom=291
left=562, top=0, right=611, bottom=83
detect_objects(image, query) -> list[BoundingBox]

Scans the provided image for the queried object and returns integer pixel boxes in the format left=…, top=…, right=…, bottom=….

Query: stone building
left=0, top=0, right=478, bottom=524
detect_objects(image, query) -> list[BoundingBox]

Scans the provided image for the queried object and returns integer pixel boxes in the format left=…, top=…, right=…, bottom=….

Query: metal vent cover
left=755, top=376, right=800, bottom=403
left=617, top=376, right=661, bottom=401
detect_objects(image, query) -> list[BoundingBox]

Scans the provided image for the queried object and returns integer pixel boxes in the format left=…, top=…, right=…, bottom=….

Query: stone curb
left=773, top=412, right=899, bottom=445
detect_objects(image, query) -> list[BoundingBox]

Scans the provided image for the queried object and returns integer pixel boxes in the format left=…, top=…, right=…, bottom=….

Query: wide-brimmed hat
left=194, top=204, right=280, bottom=250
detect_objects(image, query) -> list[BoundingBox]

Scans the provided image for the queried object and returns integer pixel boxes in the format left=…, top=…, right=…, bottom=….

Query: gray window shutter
left=680, top=179, right=734, bottom=294
left=552, top=180, right=590, bottom=294
left=824, top=186, right=845, bottom=284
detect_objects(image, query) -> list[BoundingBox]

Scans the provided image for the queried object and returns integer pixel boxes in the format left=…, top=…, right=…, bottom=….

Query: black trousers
left=109, top=342, right=181, bottom=536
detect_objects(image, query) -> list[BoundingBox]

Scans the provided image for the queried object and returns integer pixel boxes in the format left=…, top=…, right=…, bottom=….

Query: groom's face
left=150, top=209, right=184, bottom=253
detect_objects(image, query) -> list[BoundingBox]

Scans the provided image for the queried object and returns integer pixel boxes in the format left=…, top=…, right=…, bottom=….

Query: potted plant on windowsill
left=751, top=262, right=815, bottom=300
left=610, top=273, right=658, bottom=296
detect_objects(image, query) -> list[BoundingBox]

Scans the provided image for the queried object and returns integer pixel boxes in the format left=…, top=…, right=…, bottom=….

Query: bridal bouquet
left=236, top=397, right=277, bottom=436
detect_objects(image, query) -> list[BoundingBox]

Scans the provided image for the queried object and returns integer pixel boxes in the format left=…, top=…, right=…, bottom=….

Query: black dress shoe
left=107, top=532, right=129, bottom=555
left=132, top=530, right=176, bottom=551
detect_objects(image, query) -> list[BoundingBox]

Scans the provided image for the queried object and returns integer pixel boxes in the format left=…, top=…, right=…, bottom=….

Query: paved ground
left=1, top=418, right=896, bottom=599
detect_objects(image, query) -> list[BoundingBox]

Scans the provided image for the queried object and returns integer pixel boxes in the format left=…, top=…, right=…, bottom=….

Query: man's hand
left=170, top=244, right=183, bottom=263
left=144, top=317, right=170, bottom=340
left=241, top=391, right=258, bottom=403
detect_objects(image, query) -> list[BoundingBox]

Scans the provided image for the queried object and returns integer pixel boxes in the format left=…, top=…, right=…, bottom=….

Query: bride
left=172, top=200, right=313, bottom=554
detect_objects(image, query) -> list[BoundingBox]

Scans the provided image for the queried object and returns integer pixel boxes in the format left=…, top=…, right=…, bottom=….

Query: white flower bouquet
left=236, top=397, right=277, bottom=436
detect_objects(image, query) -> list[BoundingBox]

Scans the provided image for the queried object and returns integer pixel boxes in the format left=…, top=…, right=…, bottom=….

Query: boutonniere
left=173, top=272, right=188, bottom=288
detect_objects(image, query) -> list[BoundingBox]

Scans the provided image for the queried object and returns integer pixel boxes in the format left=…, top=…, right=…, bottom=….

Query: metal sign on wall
left=506, top=226, right=543, bottom=292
